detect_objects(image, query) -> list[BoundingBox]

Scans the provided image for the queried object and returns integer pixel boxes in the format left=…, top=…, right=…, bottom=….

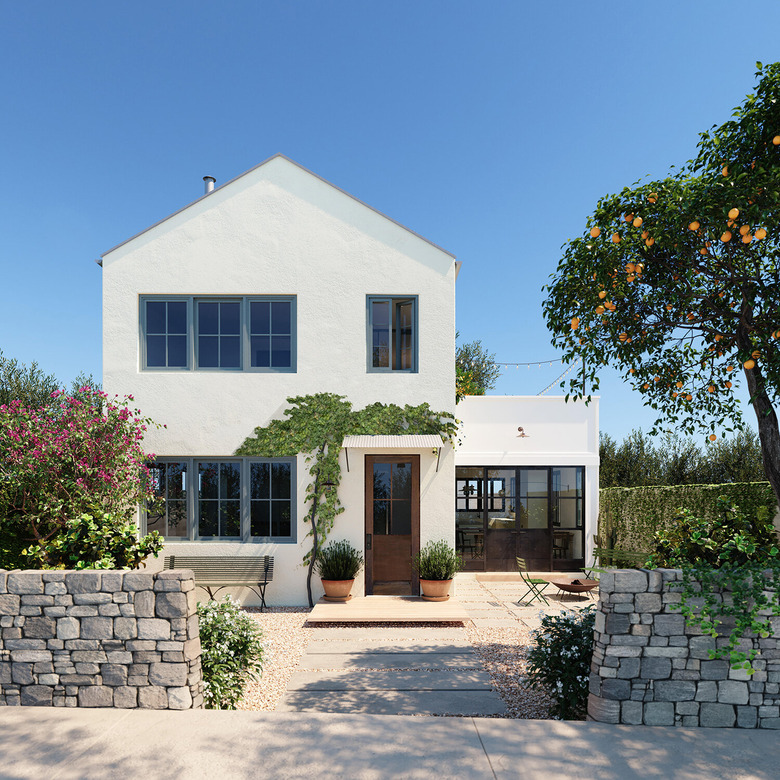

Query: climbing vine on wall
left=236, top=393, right=457, bottom=607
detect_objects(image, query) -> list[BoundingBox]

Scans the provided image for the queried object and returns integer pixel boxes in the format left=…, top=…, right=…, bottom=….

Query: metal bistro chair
left=516, top=557, right=550, bottom=606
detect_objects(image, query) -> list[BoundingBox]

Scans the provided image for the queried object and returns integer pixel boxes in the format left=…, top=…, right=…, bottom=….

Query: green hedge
left=598, top=482, right=778, bottom=553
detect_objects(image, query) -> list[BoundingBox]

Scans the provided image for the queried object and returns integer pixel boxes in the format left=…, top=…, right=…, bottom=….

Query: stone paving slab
left=277, top=689, right=507, bottom=715
left=305, top=627, right=468, bottom=641
left=305, top=640, right=473, bottom=653
left=287, top=669, right=494, bottom=691
left=299, top=652, right=480, bottom=669
left=468, top=618, right=522, bottom=628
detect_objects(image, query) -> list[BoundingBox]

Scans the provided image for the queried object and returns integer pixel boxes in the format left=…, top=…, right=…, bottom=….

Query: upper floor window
left=141, top=296, right=296, bottom=372
left=367, top=296, right=417, bottom=372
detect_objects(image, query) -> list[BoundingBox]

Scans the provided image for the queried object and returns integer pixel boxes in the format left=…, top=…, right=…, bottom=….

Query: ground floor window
left=146, top=457, right=296, bottom=542
left=456, top=466, right=585, bottom=572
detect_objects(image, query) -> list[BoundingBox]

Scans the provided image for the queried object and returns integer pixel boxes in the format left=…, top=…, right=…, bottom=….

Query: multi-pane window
left=368, top=296, right=417, bottom=371
left=145, top=457, right=295, bottom=541
left=250, top=300, right=292, bottom=369
left=197, top=302, right=241, bottom=369
left=198, top=461, right=241, bottom=537
left=250, top=462, right=292, bottom=537
left=144, top=300, right=188, bottom=368
left=147, top=461, right=188, bottom=538
left=141, top=296, right=295, bottom=371
left=372, top=461, right=412, bottom=535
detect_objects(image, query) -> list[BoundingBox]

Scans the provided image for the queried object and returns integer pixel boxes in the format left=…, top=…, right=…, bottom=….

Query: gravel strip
left=238, top=608, right=313, bottom=712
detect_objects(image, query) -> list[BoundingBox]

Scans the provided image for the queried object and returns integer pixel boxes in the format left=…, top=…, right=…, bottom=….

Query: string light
left=537, top=359, right=581, bottom=396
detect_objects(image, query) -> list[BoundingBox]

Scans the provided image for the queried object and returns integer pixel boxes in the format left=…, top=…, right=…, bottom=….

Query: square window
left=368, top=297, right=417, bottom=371
left=144, top=300, right=189, bottom=369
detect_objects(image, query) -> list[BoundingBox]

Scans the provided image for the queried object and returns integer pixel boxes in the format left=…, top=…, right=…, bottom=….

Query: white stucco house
left=100, top=154, right=598, bottom=606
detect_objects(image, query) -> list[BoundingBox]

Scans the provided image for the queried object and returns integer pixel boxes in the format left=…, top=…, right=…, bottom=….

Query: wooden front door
left=365, top=455, right=420, bottom=595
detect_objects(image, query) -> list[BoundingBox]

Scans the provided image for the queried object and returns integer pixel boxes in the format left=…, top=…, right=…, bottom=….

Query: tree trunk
left=305, top=445, right=326, bottom=608
left=738, top=328, right=780, bottom=507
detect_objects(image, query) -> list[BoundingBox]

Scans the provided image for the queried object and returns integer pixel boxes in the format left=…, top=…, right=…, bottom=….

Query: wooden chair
left=516, top=557, right=550, bottom=606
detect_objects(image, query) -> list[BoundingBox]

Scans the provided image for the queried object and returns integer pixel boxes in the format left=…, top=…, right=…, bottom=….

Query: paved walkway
left=1, top=707, right=777, bottom=780
left=277, top=573, right=593, bottom=717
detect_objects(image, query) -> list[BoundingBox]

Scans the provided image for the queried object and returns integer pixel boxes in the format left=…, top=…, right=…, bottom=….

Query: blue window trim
left=145, top=456, right=297, bottom=543
left=366, top=295, right=418, bottom=373
left=139, top=295, right=297, bottom=373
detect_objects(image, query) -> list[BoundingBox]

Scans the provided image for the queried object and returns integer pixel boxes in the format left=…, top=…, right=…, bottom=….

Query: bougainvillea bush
left=197, top=597, right=264, bottom=709
left=0, top=387, right=162, bottom=569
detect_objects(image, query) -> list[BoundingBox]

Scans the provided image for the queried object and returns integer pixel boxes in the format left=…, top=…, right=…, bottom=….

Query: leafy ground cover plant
left=314, top=540, right=364, bottom=580
left=648, top=497, right=780, bottom=670
left=413, top=539, right=464, bottom=580
left=22, top=505, right=163, bottom=570
left=197, top=596, right=264, bottom=709
left=525, top=606, right=596, bottom=720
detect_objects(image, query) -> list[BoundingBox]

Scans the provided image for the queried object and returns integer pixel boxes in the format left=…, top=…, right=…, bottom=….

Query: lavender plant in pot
left=315, top=540, right=364, bottom=602
left=413, top=540, right=464, bottom=601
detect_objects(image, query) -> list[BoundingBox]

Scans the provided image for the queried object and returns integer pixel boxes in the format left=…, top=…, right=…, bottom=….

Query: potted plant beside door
left=413, top=540, right=464, bottom=601
left=315, top=540, right=364, bottom=602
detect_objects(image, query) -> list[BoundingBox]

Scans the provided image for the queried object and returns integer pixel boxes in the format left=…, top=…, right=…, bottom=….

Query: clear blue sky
left=2, top=1, right=779, bottom=440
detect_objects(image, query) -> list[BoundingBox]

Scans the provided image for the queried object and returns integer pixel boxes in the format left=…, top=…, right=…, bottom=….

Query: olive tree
left=543, top=63, right=780, bottom=503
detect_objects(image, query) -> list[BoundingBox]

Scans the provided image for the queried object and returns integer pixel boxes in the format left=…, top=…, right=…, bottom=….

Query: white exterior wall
left=101, top=156, right=456, bottom=606
left=455, top=396, right=599, bottom=566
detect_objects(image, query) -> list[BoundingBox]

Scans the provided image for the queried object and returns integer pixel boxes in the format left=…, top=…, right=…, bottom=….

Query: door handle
left=366, top=534, right=372, bottom=551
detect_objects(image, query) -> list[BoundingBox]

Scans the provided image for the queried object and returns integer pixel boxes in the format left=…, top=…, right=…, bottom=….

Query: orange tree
left=543, top=62, right=780, bottom=504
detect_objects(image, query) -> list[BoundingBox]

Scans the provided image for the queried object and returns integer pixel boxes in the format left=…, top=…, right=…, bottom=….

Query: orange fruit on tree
left=571, top=317, right=580, bottom=330
left=598, top=290, right=607, bottom=299
left=619, top=332, right=628, bottom=341
left=773, top=135, right=780, bottom=145
left=728, top=207, right=740, bottom=220
left=641, top=230, right=649, bottom=239
left=722, top=165, right=729, bottom=177
left=590, top=227, right=601, bottom=238
left=676, top=381, right=683, bottom=388
left=739, top=224, right=750, bottom=235
left=633, top=217, right=643, bottom=227
left=672, top=391, right=678, bottom=398
left=648, top=192, right=658, bottom=203
left=756, top=228, right=767, bottom=240
left=742, top=234, right=752, bottom=244
left=629, top=368, right=636, bottom=374
left=689, top=221, right=700, bottom=231
left=709, top=434, right=717, bottom=442
left=612, top=232, right=621, bottom=243
left=686, top=394, right=693, bottom=401
left=624, top=213, right=634, bottom=223
left=595, top=305, right=605, bottom=314
left=645, top=237, right=655, bottom=247
left=725, top=380, right=732, bottom=388
left=726, top=365, right=734, bottom=372
left=642, top=383, right=650, bottom=389
left=708, top=385, right=716, bottom=393
left=700, top=248, right=708, bottom=255
left=744, top=359, right=756, bottom=369
left=752, top=349, right=761, bottom=359
left=721, top=231, right=732, bottom=242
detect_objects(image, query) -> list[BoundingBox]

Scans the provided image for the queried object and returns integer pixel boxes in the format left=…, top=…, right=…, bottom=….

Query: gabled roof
left=101, top=153, right=456, bottom=260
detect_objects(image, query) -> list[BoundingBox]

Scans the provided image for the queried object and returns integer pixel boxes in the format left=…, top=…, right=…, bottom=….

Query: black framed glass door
left=456, top=466, right=585, bottom=572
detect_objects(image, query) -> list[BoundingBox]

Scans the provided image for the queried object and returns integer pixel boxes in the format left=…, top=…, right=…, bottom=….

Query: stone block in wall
left=644, top=702, right=674, bottom=726
left=138, top=686, right=169, bottom=709
left=7, top=573, right=44, bottom=595
left=133, top=590, right=156, bottom=618
left=718, top=680, right=749, bottom=705
left=149, top=662, right=188, bottom=687
left=605, top=614, right=630, bottom=634
left=65, top=572, right=101, bottom=594
left=614, top=570, right=649, bottom=593
left=700, top=702, right=736, bottom=727
left=113, top=686, right=138, bottom=708
left=0, top=570, right=6, bottom=593
left=137, top=619, right=171, bottom=640
left=641, top=656, right=671, bottom=679
left=80, top=617, right=114, bottom=641
left=114, top=618, right=138, bottom=640
left=653, top=614, right=686, bottom=636
left=0, top=595, right=21, bottom=615
left=123, top=573, right=154, bottom=592
left=155, top=592, right=187, bottom=618
left=73, top=593, right=112, bottom=606
left=20, top=686, right=53, bottom=706
left=78, top=686, right=114, bottom=708
left=634, top=593, right=662, bottom=613
left=587, top=693, right=620, bottom=723
left=167, top=687, right=193, bottom=710
left=23, top=617, right=56, bottom=639
left=737, top=706, right=758, bottom=728
left=655, top=681, right=696, bottom=702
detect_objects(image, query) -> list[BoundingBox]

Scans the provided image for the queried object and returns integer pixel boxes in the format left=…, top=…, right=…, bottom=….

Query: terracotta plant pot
left=419, top=579, right=452, bottom=602
left=321, top=579, right=354, bottom=602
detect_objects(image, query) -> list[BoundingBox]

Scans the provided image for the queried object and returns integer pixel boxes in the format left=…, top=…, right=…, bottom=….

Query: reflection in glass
left=373, top=500, right=389, bottom=535
left=392, top=463, right=411, bottom=501
left=251, top=463, right=270, bottom=499
left=372, top=301, right=390, bottom=368
left=393, top=500, right=411, bottom=534
left=373, top=464, right=391, bottom=500
left=198, top=302, right=219, bottom=334
left=146, top=301, right=166, bottom=333
left=251, top=501, right=270, bottom=537
left=146, top=335, right=166, bottom=367
left=272, top=463, right=291, bottom=499
left=272, top=501, right=291, bottom=537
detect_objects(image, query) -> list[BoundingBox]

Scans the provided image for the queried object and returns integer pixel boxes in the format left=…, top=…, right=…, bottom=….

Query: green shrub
left=197, top=597, right=264, bottom=709
left=314, top=540, right=364, bottom=580
left=21, top=505, right=163, bottom=570
left=413, top=540, right=463, bottom=580
left=648, top=497, right=779, bottom=568
left=599, top=482, right=776, bottom=553
left=525, top=606, right=596, bottom=720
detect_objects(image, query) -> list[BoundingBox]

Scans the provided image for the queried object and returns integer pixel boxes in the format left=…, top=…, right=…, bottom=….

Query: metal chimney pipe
left=203, top=176, right=216, bottom=194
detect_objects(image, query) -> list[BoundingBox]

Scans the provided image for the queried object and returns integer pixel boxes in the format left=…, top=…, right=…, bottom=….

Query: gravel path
left=235, top=575, right=592, bottom=718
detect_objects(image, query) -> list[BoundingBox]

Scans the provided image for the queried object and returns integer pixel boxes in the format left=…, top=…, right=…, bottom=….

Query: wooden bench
left=164, top=555, right=274, bottom=612
left=587, top=547, right=649, bottom=576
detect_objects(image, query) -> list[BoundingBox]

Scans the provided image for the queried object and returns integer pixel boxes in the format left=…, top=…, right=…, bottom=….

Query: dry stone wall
left=588, top=568, right=780, bottom=728
left=0, top=569, right=203, bottom=709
